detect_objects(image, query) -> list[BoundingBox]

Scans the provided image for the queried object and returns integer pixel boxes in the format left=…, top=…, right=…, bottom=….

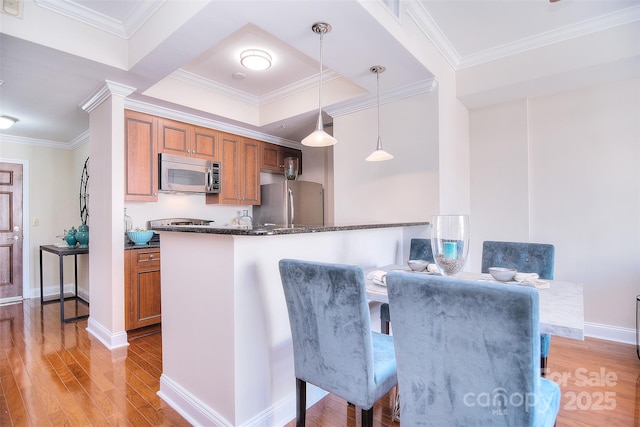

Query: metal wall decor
left=79, top=157, right=89, bottom=225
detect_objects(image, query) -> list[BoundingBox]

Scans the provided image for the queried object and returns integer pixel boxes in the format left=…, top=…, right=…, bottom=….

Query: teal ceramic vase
left=64, top=227, right=77, bottom=247
left=76, top=223, right=89, bottom=248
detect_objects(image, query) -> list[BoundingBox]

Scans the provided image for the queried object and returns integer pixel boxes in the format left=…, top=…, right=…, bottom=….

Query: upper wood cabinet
left=260, top=141, right=302, bottom=175
left=192, top=126, right=220, bottom=160
left=158, top=117, right=219, bottom=161
left=207, top=133, right=260, bottom=205
left=125, top=110, right=158, bottom=201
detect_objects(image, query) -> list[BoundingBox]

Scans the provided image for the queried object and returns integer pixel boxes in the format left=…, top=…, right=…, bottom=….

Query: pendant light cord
left=376, top=69, right=381, bottom=147
left=317, top=29, right=325, bottom=130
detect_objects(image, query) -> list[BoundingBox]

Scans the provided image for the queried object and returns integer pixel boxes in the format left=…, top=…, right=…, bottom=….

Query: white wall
left=469, top=99, right=532, bottom=264
left=0, top=140, right=82, bottom=297
left=469, top=77, right=640, bottom=338
left=332, top=92, right=440, bottom=224
left=124, top=193, right=251, bottom=230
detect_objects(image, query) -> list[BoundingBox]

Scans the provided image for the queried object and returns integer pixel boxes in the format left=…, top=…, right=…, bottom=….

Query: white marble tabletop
left=365, top=265, right=585, bottom=341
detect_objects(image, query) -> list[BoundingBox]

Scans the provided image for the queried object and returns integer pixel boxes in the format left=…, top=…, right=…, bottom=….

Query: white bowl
left=408, top=259, right=429, bottom=272
left=489, top=267, right=517, bottom=282
left=127, top=230, right=154, bottom=245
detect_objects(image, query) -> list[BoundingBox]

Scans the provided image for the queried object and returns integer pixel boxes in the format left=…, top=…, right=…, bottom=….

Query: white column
left=81, top=81, right=135, bottom=349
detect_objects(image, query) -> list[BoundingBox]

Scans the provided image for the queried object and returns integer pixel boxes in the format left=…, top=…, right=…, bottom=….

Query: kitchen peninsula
left=151, top=222, right=428, bottom=426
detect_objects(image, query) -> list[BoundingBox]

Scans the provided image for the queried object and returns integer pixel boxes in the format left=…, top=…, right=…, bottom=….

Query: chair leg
left=381, top=319, right=390, bottom=335
left=296, top=378, right=306, bottom=427
left=541, top=356, right=548, bottom=377
left=361, top=408, right=373, bottom=427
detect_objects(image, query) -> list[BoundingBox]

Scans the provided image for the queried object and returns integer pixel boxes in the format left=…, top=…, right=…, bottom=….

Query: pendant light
left=366, top=65, right=393, bottom=161
left=302, top=22, right=337, bottom=147
left=0, top=115, right=18, bottom=129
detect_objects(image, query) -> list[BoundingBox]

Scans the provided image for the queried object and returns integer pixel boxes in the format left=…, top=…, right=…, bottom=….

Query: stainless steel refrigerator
left=253, top=181, right=324, bottom=227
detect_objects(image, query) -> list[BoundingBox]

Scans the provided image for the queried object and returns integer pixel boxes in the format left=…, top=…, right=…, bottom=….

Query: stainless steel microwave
left=159, top=153, right=220, bottom=194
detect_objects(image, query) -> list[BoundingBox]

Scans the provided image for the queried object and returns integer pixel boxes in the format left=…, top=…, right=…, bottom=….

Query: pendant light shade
left=302, top=22, right=337, bottom=147
left=0, top=115, right=18, bottom=130
left=365, top=65, right=393, bottom=162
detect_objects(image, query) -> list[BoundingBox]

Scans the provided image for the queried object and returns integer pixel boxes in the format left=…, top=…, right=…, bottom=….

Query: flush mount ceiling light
left=302, top=22, right=337, bottom=147
left=0, top=115, right=18, bottom=130
left=365, top=65, right=393, bottom=162
left=240, top=49, right=272, bottom=71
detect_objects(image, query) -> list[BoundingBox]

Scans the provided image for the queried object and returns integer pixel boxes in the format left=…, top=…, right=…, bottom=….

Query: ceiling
left=0, top=0, right=638, bottom=149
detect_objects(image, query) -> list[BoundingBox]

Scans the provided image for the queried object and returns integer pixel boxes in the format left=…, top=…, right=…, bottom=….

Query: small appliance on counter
left=253, top=181, right=324, bottom=227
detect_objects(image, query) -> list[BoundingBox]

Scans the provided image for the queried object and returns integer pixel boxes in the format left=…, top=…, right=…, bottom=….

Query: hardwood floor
left=0, top=298, right=188, bottom=426
left=1, top=298, right=638, bottom=426
left=284, top=336, right=640, bottom=427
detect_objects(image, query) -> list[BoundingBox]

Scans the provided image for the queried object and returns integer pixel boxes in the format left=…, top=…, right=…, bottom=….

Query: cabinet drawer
left=134, top=250, right=160, bottom=265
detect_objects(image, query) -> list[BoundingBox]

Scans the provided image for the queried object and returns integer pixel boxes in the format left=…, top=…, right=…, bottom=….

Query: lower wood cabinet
left=125, top=248, right=161, bottom=330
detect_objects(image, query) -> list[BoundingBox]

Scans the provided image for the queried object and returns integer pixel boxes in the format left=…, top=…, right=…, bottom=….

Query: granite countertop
left=125, top=242, right=161, bottom=250
left=151, top=221, right=429, bottom=236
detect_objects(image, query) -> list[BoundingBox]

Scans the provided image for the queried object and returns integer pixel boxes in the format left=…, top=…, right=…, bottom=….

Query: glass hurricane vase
left=431, top=215, right=470, bottom=276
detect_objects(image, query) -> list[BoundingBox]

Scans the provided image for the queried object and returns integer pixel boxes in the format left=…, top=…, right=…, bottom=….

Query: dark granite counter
left=125, top=242, right=161, bottom=250
left=151, top=221, right=429, bottom=236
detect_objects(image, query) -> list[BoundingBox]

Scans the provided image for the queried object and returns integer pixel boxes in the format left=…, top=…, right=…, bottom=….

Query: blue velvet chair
left=380, top=238, right=434, bottom=334
left=481, top=241, right=555, bottom=376
left=386, top=271, right=561, bottom=426
left=279, top=259, right=398, bottom=427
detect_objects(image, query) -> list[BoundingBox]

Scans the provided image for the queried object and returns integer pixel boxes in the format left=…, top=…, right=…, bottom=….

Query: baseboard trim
left=31, top=283, right=90, bottom=301
left=86, top=317, right=129, bottom=350
left=584, top=321, right=636, bottom=345
left=158, top=374, right=328, bottom=427
left=243, top=384, right=327, bottom=427
left=158, top=374, right=232, bottom=427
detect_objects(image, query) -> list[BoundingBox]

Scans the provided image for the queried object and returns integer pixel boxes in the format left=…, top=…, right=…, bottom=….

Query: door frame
left=0, top=157, right=30, bottom=300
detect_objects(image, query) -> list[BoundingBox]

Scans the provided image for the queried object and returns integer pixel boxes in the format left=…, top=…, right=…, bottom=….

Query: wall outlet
left=1, top=0, right=23, bottom=18
left=32, top=218, right=39, bottom=226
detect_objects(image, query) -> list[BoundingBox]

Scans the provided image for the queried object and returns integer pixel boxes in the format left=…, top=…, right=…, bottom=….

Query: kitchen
left=0, top=1, right=638, bottom=426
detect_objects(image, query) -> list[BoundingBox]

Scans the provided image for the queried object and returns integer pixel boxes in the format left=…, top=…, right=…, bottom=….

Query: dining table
left=365, top=265, right=585, bottom=341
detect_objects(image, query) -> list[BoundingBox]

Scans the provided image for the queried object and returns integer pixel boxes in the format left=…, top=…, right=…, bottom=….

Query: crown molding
left=260, top=70, right=342, bottom=105
left=0, top=129, right=89, bottom=150
left=124, top=98, right=300, bottom=147
left=171, top=70, right=260, bottom=106
left=80, top=80, right=136, bottom=113
left=406, top=2, right=640, bottom=70
left=404, top=3, right=460, bottom=69
left=34, top=0, right=164, bottom=38
left=326, top=78, right=436, bottom=118
left=172, top=69, right=342, bottom=107
left=458, top=5, right=640, bottom=69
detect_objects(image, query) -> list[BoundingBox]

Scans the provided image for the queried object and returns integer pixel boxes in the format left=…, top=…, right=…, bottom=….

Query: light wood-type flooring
left=1, top=298, right=638, bottom=426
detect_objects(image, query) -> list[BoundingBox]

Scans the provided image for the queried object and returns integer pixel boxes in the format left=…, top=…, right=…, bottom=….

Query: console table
left=39, top=244, right=89, bottom=323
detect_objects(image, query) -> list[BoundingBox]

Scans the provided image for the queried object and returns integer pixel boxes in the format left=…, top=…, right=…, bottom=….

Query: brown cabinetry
left=158, top=117, right=219, bottom=161
left=125, top=248, right=161, bottom=330
left=260, top=141, right=302, bottom=175
left=207, top=133, right=260, bottom=205
left=125, top=111, right=262, bottom=205
left=125, top=110, right=158, bottom=201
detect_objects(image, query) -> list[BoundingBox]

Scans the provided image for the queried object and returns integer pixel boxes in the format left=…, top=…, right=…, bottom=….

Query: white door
left=0, top=162, right=23, bottom=300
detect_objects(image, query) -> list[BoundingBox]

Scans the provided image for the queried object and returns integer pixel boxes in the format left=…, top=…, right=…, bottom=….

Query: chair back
left=409, top=238, right=434, bottom=262
left=387, top=272, right=559, bottom=426
left=482, top=241, right=555, bottom=279
left=279, top=259, right=378, bottom=408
